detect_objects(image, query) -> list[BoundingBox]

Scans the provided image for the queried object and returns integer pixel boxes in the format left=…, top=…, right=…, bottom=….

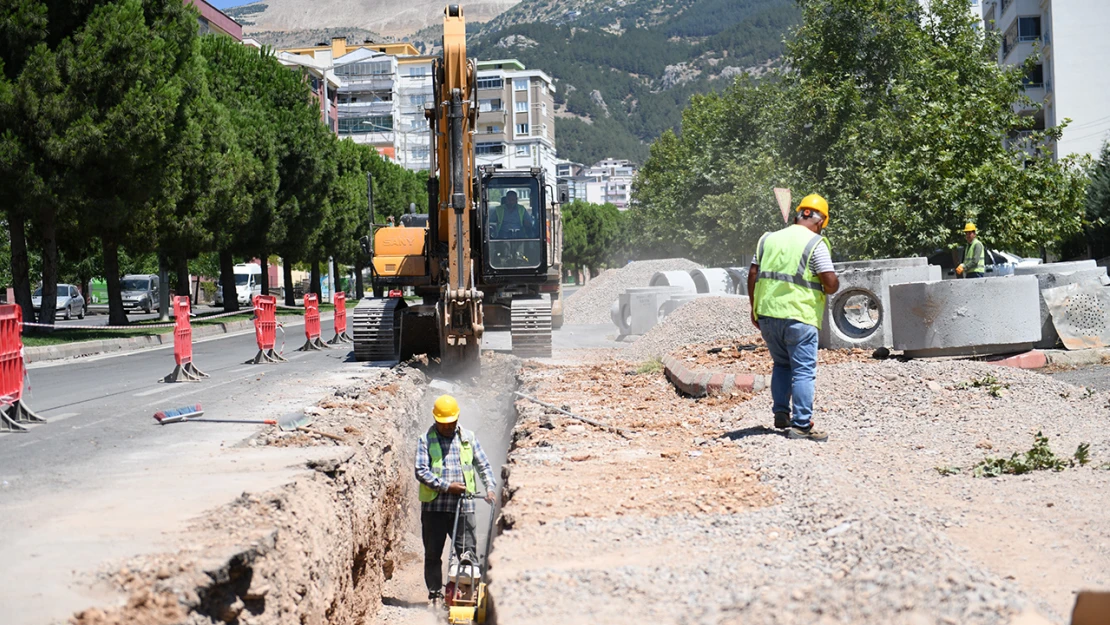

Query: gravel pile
left=564, top=258, right=702, bottom=325
left=625, top=296, right=756, bottom=360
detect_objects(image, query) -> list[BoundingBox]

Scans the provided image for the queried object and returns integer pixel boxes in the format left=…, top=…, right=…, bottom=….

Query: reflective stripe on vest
left=495, top=205, right=528, bottom=238
left=753, top=224, right=831, bottom=329
left=418, top=427, right=477, bottom=503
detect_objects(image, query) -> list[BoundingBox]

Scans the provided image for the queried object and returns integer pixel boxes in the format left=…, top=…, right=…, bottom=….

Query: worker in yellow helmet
left=415, top=394, right=496, bottom=603
left=955, top=223, right=986, bottom=278
left=747, top=193, right=839, bottom=442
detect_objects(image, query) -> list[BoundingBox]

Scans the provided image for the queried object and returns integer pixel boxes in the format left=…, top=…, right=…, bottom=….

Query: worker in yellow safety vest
left=747, top=194, right=840, bottom=442
left=414, top=394, right=497, bottom=603
left=956, top=223, right=986, bottom=278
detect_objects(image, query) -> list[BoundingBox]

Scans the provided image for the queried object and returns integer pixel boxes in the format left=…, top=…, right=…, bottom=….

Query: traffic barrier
left=297, top=293, right=329, bottom=351
left=328, top=292, right=353, bottom=344
left=162, top=297, right=209, bottom=383
left=248, top=295, right=287, bottom=364
left=0, top=305, right=45, bottom=433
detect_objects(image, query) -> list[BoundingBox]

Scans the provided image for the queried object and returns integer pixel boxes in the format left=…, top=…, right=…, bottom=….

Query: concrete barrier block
left=819, top=258, right=935, bottom=350
left=1022, top=267, right=1107, bottom=348
left=627, top=287, right=687, bottom=335
left=890, top=276, right=1042, bottom=357
left=1014, top=260, right=1096, bottom=276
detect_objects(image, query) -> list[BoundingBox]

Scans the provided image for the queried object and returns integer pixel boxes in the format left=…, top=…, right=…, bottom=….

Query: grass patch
left=635, top=358, right=664, bottom=375
left=971, top=432, right=1091, bottom=478
left=957, top=373, right=1010, bottom=398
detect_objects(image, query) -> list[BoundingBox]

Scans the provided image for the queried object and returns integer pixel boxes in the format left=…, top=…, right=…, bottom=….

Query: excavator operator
left=490, top=191, right=535, bottom=239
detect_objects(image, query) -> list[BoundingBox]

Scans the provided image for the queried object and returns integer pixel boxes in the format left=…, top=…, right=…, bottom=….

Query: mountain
left=469, top=0, right=800, bottom=165
left=225, top=0, right=521, bottom=38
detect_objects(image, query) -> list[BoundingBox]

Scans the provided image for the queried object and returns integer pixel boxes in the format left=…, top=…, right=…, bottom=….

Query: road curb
left=661, top=355, right=769, bottom=398
left=1041, top=347, right=1110, bottom=368
left=23, top=313, right=330, bottom=364
left=987, top=350, right=1049, bottom=370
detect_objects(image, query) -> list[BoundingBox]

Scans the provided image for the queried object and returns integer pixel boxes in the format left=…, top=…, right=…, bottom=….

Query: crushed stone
left=564, top=258, right=702, bottom=325
left=625, top=296, right=756, bottom=361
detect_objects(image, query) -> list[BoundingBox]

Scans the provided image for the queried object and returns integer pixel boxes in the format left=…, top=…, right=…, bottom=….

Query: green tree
left=562, top=200, right=625, bottom=277
left=1079, top=142, right=1110, bottom=260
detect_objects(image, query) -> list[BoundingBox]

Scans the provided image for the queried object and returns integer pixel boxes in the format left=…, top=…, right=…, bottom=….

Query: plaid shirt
left=415, top=426, right=496, bottom=514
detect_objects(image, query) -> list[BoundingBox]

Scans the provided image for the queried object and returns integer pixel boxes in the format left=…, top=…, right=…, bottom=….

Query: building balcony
left=338, top=76, right=395, bottom=91
left=338, top=101, right=394, bottom=115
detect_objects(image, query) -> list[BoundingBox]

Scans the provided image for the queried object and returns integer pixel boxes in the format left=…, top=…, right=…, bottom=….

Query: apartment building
left=981, top=0, right=1110, bottom=157
left=586, top=158, right=637, bottom=209
left=186, top=0, right=242, bottom=40
left=474, top=60, right=558, bottom=182
left=276, top=52, right=339, bottom=134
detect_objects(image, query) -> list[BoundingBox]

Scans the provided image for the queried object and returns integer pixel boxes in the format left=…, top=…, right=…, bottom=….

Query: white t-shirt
left=750, top=236, right=834, bottom=274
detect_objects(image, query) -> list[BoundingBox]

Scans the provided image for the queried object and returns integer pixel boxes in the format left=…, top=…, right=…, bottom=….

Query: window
left=408, top=66, right=427, bottom=77
left=515, top=101, right=528, bottom=113
left=1024, top=63, right=1044, bottom=88
left=476, top=77, right=503, bottom=90
left=541, top=102, right=547, bottom=116
left=485, top=178, right=542, bottom=270
left=338, top=115, right=393, bottom=134
left=486, top=125, right=502, bottom=134
left=1002, top=21, right=1018, bottom=56
left=411, top=147, right=430, bottom=161
left=516, top=144, right=530, bottom=156
left=516, top=123, right=529, bottom=135
left=408, top=94, right=428, bottom=106
left=335, top=60, right=392, bottom=77
left=475, top=142, right=505, bottom=155
left=1018, top=16, right=1040, bottom=41
left=479, top=98, right=502, bottom=112
left=514, top=79, right=528, bottom=91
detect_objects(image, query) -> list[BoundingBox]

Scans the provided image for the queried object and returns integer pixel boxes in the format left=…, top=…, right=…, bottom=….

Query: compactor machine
left=353, top=4, right=563, bottom=367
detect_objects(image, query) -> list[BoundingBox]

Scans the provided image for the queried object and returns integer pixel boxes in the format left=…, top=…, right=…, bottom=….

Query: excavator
left=352, top=4, right=563, bottom=368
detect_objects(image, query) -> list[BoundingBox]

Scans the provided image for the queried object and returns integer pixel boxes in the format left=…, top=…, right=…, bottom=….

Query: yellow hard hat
left=432, top=395, right=460, bottom=423
left=796, top=194, right=830, bottom=225
left=963, top=222, right=977, bottom=232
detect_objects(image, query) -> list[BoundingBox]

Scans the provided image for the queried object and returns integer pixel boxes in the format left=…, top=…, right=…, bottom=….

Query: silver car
left=32, top=284, right=86, bottom=320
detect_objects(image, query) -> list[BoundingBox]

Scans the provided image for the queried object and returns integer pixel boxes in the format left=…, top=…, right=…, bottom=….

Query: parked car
left=926, top=249, right=1042, bottom=278
left=31, top=284, right=86, bottom=320
left=215, top=263, right=262, bottom=306
left=120, top=274, right=160, bottom=314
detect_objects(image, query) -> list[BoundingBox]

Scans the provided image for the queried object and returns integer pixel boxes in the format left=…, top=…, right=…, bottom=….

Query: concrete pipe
left=649, top=271, right=697, bottom=293
left=725, top=267, right=749, bottom=295
left=690, top=268, right=733, bottom=294
left=610, top=297, right=632, bottom=335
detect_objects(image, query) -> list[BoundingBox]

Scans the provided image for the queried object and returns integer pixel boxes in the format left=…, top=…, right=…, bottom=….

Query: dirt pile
left=667, top=337, right=874, bottom=375
left=70, top=366, right=429, bottom=625
left=487, top=354, right=1110, bottom=623
left=626, top=296, right=756, bottom=360
left=564, top=258, right=702, bottom=325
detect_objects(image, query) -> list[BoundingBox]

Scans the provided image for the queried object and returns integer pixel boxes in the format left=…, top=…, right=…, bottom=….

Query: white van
left=215, top=263, right=262, bottom=305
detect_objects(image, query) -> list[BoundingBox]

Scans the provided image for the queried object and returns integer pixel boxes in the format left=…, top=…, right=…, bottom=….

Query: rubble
left=564, top=258, right=702, bottom=325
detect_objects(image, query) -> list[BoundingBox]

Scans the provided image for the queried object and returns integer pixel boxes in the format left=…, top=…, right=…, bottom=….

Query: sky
left=207, top=1, right=247, bottom=9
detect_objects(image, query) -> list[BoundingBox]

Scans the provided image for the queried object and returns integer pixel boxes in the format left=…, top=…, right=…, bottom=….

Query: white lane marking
left=16, top=439, right=41, bottom=448
left=71, top=418, right=110, bottom=430
left=46, top=412, right=79, bottom=423
left=230, top=366, right=256, bottom=374
left=134, top=386, right=174, bottom=397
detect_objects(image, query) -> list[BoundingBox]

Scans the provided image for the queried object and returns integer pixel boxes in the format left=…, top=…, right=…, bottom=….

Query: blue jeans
left=758, top=317, right=818, bottom=428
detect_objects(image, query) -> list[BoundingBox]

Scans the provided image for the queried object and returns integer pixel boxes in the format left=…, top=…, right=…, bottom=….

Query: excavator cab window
left=484, top=178, right=544, bottom=270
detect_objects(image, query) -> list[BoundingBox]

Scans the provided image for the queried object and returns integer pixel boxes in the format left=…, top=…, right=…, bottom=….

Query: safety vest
left=963, top=238, right=985, bottom=274
left=418, top=427, right=477, bottom=502
left=753, top=224, right=831, bottom=329
left=494, top=204, right=528, bottom=238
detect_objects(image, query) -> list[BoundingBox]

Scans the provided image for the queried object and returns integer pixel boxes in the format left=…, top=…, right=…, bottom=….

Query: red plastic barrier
left=0, top=305, right=24, bottom=406
left=254, top=295, right=277, bottom=351
left=305, top=293, right=321, bottom=341
left=333, top=292, right=347, bottom=335
left=173, top=297, right=193, bottom=366
left=163, top=297, right=208, bottom=382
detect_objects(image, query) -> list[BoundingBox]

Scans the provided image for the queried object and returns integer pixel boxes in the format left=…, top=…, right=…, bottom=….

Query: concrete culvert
left=690, top=268, right=734, bottom=294
left=648, top=271, right=697, bottom=293
left=831, top=288, right=883, bottom=341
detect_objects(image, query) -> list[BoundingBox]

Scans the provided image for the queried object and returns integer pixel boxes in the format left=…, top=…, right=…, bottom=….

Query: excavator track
left=510, top=295, right=552, bottom=359
left=352, top=297, right=406, bottom=363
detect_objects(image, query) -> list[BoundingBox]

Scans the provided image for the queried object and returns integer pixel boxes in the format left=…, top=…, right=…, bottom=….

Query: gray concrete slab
left=819, top=258, right=937, bottom=350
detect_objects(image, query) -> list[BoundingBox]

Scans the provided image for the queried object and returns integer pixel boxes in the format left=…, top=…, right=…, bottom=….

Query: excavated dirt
left=69, top=366, right=430, bottom=625
left=489, top=355, right=1110, bottom=625
left=668, top=336, right=875, bottom=375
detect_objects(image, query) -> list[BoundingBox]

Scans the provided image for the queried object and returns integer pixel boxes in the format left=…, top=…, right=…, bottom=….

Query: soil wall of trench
left=71, top=365, right=430, bottom=625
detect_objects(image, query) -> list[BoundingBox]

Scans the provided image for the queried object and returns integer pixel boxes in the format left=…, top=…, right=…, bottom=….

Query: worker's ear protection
left=799, top=208, right=825, bottom=227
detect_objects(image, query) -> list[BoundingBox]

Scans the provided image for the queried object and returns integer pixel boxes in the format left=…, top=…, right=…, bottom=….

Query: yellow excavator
left=353, top=4, right=563, bottom=368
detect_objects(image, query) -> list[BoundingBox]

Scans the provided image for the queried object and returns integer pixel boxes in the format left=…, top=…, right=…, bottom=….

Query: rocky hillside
left=225, top=0, right=520, bottom=38
left=469, top=0, right=799, bottom=165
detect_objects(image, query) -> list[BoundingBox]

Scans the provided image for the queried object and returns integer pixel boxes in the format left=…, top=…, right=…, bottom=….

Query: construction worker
left=956, top=223, right=986, bottom=278
left=746, top=193, right=839, bottom=442
left=414, top=394, right=497, bottom=602
left=490, top=190, right=534, bottom=238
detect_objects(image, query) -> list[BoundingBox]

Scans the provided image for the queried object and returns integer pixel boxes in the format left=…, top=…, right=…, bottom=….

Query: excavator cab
left=480, top=173, right=548, bottom=276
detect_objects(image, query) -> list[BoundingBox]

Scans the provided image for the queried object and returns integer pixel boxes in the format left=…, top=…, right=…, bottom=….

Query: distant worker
left=956, top=223, right=985, bottom=278
left=490, top=190, right=534, bottom=238
left=414, top=395, right=497, bottom=603
left=747, top=193, right=839, bottom=442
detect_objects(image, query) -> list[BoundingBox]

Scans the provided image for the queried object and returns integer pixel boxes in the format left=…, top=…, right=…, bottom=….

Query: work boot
left=785, top=424, right=828, bottom=442
left=428, top=589, right=444, bottom=603
left=773, top=412, right=790, bottom=429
